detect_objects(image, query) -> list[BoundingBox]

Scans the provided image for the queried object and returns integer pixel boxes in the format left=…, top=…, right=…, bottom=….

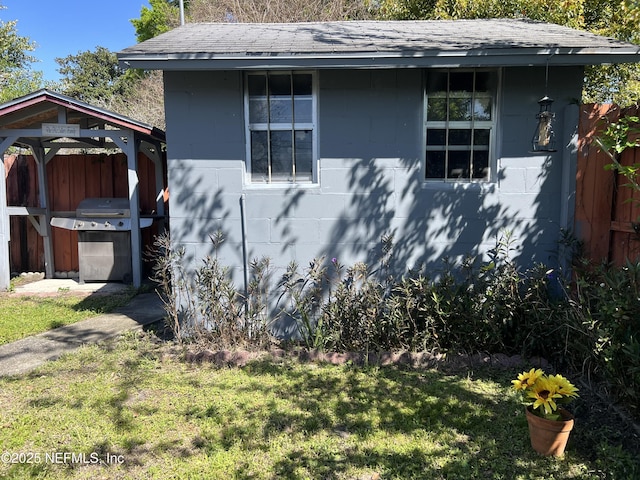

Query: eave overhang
left=119, top=47, right=640, bottom=71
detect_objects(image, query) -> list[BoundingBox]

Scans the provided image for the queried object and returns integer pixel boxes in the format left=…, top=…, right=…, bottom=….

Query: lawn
left=1, top=331, right=638, bottom=479
left=0, top=290, right=137, bottom=345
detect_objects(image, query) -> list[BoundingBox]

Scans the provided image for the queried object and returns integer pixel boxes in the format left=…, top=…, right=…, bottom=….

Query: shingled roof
left=118, top=19, right=640, bottom=70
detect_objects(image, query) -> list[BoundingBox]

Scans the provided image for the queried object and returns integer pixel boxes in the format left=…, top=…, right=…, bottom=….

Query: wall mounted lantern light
left=531, top=95, right=557, bottom=152
left=531, top=60, right=557, bottom=152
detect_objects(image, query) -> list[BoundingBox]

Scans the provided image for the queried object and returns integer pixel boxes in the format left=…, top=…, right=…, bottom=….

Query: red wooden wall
left=4, top=152, right=166, bottom=275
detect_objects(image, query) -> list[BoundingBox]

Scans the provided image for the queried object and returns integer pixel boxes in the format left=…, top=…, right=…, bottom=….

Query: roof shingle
left=118, top=19, right=640, bottom=69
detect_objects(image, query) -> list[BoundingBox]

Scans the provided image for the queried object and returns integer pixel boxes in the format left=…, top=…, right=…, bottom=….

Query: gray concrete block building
left=118, top=19, right=640, bottom=279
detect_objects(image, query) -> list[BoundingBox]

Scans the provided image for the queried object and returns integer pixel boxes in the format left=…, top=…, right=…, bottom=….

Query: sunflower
left=527, top=377, right=563, bottom=415
left=548, top=374, right=579, bottom=398
left=512, top=368, right=543, bottom=392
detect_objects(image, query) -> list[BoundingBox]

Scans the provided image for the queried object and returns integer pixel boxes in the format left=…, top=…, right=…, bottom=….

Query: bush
left=151, top=231, right=640, bottom=415
left=149, top=231, right=272, bottom=349
left=571, top=259, right=640, bottom=415
left=321, top=261, right=390, bottom=352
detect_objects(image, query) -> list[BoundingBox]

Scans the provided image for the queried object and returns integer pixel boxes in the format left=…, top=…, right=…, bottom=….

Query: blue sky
left=1, top=0, right=150, bottom=82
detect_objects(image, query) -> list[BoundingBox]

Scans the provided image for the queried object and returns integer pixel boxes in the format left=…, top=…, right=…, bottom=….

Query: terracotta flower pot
left=525, top=406, right=575, bottom=457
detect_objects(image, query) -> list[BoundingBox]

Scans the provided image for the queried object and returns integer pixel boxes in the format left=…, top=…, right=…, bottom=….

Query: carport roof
left=117, top=19, right=640, bottom=70
left=0, top=89, right=165, bottom=146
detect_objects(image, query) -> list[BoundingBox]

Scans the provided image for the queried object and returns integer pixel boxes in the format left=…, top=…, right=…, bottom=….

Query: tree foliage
left=55, top=46, right=134, bottom=104
left=184, top=0, right=374, bottom=23
left=0, top=7, right=43, bottom=102
left=131, top=0, right=181, bottom=42
left=111, top=70, right=167, bottom=130
left=0, top=19, right=35, bottom=67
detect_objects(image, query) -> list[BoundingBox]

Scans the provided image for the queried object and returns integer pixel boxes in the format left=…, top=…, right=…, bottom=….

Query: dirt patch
left=182, top=346, right=550, bottom=372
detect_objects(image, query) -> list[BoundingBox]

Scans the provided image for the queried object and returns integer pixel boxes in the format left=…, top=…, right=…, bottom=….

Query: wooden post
left=0, top=156, right=9, bottom=291
left=0, top=136, right=18, bottom=291
left=30, top=145, right=55, bottom=279
left=575, top=104, right=617, bottom=263
left=112, top=132, right=142, bottom=288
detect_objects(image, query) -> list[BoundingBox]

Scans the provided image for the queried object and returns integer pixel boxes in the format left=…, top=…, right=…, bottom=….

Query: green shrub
left=152, top=231, right=640, bottom=416
left=277, top=258, right=328, bottom=350
left=150, top=231, right=272, bottom=348
left=321, top=261, right=390, bottom=352
left=571, top=259, right=640, bottom=414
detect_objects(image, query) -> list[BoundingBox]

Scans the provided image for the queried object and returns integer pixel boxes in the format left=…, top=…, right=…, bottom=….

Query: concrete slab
left=12, top=279, right=131, bottom=296
left=0, top=293, right=166, bottom=377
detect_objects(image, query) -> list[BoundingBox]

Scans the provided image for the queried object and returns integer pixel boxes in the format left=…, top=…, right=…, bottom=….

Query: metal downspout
left=240, top=194, right=249, bottom=328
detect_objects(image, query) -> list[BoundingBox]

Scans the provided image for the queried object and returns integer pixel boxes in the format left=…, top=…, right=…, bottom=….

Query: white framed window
left=245, top=71, right=317, bottom=184
left=424, top=69, right=497, bottom=182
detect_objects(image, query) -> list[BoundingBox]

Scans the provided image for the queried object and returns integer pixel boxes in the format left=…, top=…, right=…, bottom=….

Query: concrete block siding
left=164, top=65, right=581, bottom=279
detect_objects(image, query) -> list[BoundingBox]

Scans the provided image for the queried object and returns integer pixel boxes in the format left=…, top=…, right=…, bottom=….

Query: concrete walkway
left=0, top=291, right=166, bottom=377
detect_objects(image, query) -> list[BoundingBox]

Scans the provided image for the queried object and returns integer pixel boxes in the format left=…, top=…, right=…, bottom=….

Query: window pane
left=294, top=98, right=312, bottom=123
left=474, top=129, right=490, bottom=146
left=448, top=151, right=470, bottom=179
left=249, top=98, right=268, bottom=123
left=294, top=130, right=312, bottom=181
left=475, top=72, right=491, bottom=92
left=449, top=129, right=471, bottom=146
left=449, top=98, right=472, bottom=121
left=449, top=72, right=473, bottom=93
left=251, top=131, right=269, bottom=181
left=473, top=97, right=492, bottom=121
left=427, top=97, right=447, bottom=121
left=270, top=131, right=293, bottom=180
left=473, top=151, right=489, bottom=180
left=426, top=71, right=448, bottom=94
left=248, top=75, right=266, bottom=96
left=248, top=75, right=268, bottom=123
left=269, top=74, right=293, bottom=123
left=293, top=74, right=312, bottom=95
left=269, top=74, right=291, bottom=96
left=270, top=99, right=292, bottom=123
left=426, top=128, right=447, bottom=146
left=426, top=151, right=446, bottom=179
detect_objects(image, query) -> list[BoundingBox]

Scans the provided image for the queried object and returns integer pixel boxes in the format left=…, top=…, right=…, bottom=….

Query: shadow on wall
left=165, top=151, right=566, bottom=338
left=165, top=161, right=232, bottom=268
left=262, top=151, right=562, bottom=336
left=273, top=154, right=560, bottom=278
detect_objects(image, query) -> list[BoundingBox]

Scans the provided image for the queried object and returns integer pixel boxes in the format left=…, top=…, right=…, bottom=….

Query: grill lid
left=76, top=198, right=130, bottom=218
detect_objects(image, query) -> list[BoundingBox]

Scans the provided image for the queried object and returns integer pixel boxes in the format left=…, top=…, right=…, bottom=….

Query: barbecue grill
left=50, top=198, right=152, bottom=283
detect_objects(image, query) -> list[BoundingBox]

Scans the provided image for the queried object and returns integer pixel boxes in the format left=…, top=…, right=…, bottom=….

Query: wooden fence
left=576, top=103, right=640, bottom=265
left=5, top=152, right=166, bottom=275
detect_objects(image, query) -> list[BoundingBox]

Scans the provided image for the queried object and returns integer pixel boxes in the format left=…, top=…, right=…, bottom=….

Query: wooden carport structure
left=0, top=89, right=166, bottom=290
